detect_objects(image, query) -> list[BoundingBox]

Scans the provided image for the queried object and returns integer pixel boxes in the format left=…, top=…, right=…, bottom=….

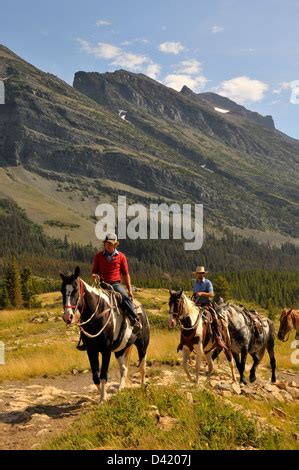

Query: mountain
left=0, top=44, right=298, bottom=248
left=181, top=87, right=275, bottom=130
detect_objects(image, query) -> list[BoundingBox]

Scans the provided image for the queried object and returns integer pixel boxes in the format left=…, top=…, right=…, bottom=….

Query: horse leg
left=182, top=345, right=193, bottom=382
left=205, top=350, right=214, bottom=381
left=232, top=351, right=241, bottom=373
left=266, top=334, right=276, bottom=383
left=139, top=354, right=147, bottom=385
left=224, top=349, right=237, bottom=383
left=239, top=348, right=248, bottom=385
left=193, top=341, right=204, bottom=384
left=99, top=350, right=111, bottom=402
left=87, top=348, right=100, bottom=389
left=249, top=352, right=260, bottom=383
left=116, top=346, right=131, bottom=390
left=135, top=331, right=149, bottom=386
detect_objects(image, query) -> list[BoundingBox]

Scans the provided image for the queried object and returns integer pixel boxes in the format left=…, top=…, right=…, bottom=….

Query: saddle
left=99, top=281, right=122, bottom=304
left=240, top=305, right=264, bottom=336
left=99, top=282, right=142, bottom=316
left=176, top=302, right=228, bottom=353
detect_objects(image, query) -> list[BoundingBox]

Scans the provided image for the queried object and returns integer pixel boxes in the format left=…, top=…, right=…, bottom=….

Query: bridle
left=64, top=279, right=85, bottom=314
left=170, top=295, right=200, bottom=331
left=279, top=309, right=295, bottom=342
left=64, top=279, right=119, bottom=339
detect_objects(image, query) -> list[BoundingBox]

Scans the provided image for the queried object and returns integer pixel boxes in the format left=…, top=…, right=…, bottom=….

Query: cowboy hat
left=192, top=266, right=208, bottom=275
left=102, top=232, right=119, bottom=245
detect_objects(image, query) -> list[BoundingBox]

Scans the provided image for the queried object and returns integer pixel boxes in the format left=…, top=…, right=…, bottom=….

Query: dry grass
left=0, top=342, right=90, bottom=381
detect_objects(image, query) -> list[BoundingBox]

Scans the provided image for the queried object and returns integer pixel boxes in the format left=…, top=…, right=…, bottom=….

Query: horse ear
left=178, top=289, right=183, bottom=296
left=74, top=265, right=81, bottom=278
left=169, top=289, right=175, bottom=295
left=59, top=270, right=65, bottom=280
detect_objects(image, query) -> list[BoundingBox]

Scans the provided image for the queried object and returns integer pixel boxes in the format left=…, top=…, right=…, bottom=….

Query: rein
left=176, top=296, right=201, bottom=331
left=72, top=280, right=116, bottom=339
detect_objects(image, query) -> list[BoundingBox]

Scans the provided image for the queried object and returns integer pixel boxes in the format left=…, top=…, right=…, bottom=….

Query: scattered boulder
left=157, top=416, right=178, bottom=431
left=231, top=383, right=242, bottom=395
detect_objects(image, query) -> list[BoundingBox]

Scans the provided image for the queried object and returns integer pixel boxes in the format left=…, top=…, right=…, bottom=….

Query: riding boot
left=127, top=310, right=142, bottom=334
left=208, top=307, right=227, bottom=350
left=123, top=301, right=142, bottom=334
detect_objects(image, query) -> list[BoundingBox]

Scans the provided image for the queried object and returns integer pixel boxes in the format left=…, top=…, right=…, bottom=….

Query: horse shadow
left=0, top=399, right=87, bottom=425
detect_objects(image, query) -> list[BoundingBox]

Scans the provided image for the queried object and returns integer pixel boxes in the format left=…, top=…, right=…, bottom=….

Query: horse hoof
left=240, top=379, right=247, bottom=385
left=249, top=376, right=256, bottom=383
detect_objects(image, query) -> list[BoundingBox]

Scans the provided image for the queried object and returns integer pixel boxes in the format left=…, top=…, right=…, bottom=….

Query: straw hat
left=192, top=266, right=208, bottom=275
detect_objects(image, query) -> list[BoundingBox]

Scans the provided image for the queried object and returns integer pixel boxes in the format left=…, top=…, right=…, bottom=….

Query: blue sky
left=1, top=0, right=299, bottom=138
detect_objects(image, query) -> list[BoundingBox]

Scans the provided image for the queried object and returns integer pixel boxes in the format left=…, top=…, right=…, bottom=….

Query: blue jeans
left=112, top=283, right=138, bottom=322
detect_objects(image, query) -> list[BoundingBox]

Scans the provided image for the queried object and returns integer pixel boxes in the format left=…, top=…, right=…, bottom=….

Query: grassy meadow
left=0, top=288, right=297, bottom=382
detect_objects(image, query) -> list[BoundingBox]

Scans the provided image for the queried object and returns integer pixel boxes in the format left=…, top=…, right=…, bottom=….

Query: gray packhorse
left=213, top=303, right=276, bottom=384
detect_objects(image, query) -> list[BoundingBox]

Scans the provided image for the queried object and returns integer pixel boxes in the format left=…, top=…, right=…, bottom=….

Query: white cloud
left=215, top=76, right=268, bottom=104
left=121, top=38, right=150, bottom=46
left=211, top=25, right=224, bottom=34
left=175, top=59, right=202, bottom=75
left=145, top=63, right=161, bottom=80
left=111, top=52, right=148, bottom=70
left=77, top=39, right=160, bottom=77
left=164, top=74, right=207, bottom=93
left=163, top=58, right=207, bottom=92
left=96, top=19, right=111, bottom=26
left=78, top=40, right=121, bottom=59
left=158, top=41, right=185, bottom=55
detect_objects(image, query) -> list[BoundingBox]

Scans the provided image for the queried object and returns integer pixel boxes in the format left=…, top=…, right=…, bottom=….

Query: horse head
left=278, top=308, right=293, bottom=341
left=168, top=289, right=183, bottom=327
left=60, top=265, right=83, bottom=325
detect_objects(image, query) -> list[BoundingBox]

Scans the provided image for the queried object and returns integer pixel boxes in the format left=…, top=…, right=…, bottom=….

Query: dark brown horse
left=278, top=308, right=299, bottom=342
left=60, top=266, right=150, bottom=401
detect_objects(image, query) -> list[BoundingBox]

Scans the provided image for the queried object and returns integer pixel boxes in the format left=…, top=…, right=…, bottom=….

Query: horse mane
left=82, top=280, right=110, bottom=305
left=182, top=293, right=198, bottom=317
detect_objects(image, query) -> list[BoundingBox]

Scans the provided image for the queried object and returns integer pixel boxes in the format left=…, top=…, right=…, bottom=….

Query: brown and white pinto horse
left=168, top=290, right=236, bottom=384
left=60, top=266, right=150, bottom=402
left=278, top=308, right=299, bottom=342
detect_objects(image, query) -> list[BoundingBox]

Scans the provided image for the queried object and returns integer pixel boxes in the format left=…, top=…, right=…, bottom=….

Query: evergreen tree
left=4, top=259, right=23, bottom=308
left=21, top=266, right=33, bottom=308
left=266, top=298, right=276, bottom=321
left=0, top=285, right=10, bottom=309
left=213, top=275, right=231, bottom=302
left=63, top=234, right=69, bottom=250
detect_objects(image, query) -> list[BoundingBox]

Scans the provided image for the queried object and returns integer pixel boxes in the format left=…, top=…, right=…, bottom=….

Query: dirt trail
left=0, top=363, right=298, bottom=450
